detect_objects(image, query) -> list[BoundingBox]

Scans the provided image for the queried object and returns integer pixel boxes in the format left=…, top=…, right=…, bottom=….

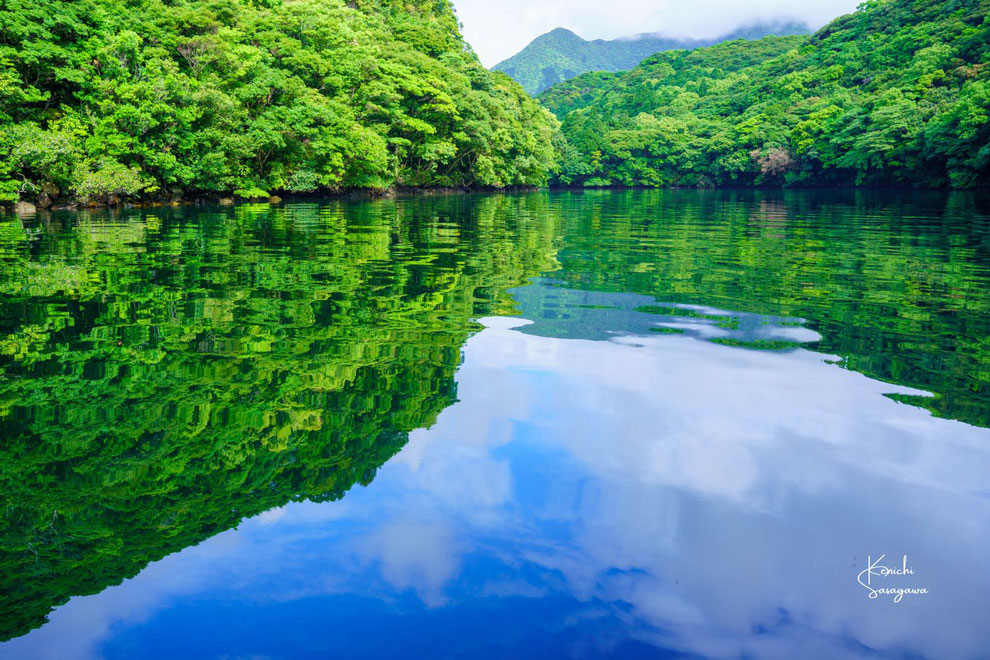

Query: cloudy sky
left=452, top=0, right=861, bottom=66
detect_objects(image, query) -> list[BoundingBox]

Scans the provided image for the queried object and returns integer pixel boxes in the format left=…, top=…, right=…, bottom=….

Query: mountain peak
left=494, top=21, right=812, bottom=96
left=546, top=27, right=581, bottom=38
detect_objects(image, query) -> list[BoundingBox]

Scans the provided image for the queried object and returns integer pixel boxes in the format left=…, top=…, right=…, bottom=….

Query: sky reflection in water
left=4, top=280, right=988, bottom=660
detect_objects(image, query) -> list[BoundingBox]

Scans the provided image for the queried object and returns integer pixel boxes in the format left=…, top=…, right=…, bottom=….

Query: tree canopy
left=0, top=0, right=561, bottom=206
left=544, top=0, right=990, bottom=189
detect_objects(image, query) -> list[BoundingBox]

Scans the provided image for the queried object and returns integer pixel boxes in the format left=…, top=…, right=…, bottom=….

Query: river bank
left=1, top=185, right=545, bottom=215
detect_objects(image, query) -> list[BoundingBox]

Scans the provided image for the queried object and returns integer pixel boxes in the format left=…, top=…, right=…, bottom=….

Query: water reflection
left=512, top=279, right=821, bottom=347
left=0, top=195, right=561, bottom=640
left=3, top=300, right=988, bottom=659
left=1, top=191, right=989, bottom=658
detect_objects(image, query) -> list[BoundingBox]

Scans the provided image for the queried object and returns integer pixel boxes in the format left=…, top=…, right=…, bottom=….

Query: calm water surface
left=1, top=191, right=989, bottom=659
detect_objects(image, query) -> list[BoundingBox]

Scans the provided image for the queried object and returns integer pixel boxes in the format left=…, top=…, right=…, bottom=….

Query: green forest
left=1, top=0, right=988, bottom=649
left=1, top=0, right=988, bottom=205
left=544, top=0, right=990, bottom=188
left=0, top=0, right=560, bottom=206
left=494, top=21, right=809, bottom=97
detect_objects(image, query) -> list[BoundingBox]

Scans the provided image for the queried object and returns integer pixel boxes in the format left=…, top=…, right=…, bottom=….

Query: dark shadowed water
left=1, top=190, right=989, bottom=659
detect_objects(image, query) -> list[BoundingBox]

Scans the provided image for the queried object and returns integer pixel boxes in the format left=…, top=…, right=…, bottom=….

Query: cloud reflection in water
left=3, top=290, right=989, bottom=660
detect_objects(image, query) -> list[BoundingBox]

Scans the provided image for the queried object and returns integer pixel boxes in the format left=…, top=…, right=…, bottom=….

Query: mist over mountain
left=493, top=19, right=810, bottom=96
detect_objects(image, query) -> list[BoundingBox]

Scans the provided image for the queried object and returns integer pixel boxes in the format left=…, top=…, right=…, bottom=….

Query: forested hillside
left=0, top=0, right=560, bottom=207
left=546, top=0, right=990, bottom=188
left=539, top=36, right=805, bottom=119
left=494, top=20, right=809, bottom=96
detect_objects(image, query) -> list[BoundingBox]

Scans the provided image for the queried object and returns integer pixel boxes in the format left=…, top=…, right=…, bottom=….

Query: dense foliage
left=495, top=21, right=809, bottom=96
left=0, top=195, right=561, bottom=640
left=0, top=0, right=560, bottom=206
left=545, top=0, right=990, bottom=188
left=539, top=37, right=805, bottom=120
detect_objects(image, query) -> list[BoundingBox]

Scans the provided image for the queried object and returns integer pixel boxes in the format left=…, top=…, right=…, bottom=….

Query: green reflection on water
left=534, top=190, right=990, bottom=427
left=0, top=195, right=561, bottom=640
left=0, top=189, right=988, bottom=641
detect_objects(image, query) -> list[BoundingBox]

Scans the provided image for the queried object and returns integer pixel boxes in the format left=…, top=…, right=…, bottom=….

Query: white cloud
left=452, top=0, right=863, bottom=66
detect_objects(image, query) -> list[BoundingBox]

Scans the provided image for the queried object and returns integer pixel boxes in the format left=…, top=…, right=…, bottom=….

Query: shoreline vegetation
left=1, top=0, right=988, bottom=212
left=5, top=181, right=990, bottom=216
left=15, top=183, right=990, bottom=216
left=3, top=185, right=546, bottom=214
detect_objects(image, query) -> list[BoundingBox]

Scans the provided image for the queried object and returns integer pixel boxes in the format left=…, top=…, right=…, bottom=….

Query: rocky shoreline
left=1, top=185, right=544, bottom=215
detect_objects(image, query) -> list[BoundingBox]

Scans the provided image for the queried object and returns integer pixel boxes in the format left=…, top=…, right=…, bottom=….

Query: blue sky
left=452, top=0, right=862, bottom=66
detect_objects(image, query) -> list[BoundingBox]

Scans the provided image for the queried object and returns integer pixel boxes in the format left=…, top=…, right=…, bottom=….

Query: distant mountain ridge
left=494, top=20, right=811, bottom=96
